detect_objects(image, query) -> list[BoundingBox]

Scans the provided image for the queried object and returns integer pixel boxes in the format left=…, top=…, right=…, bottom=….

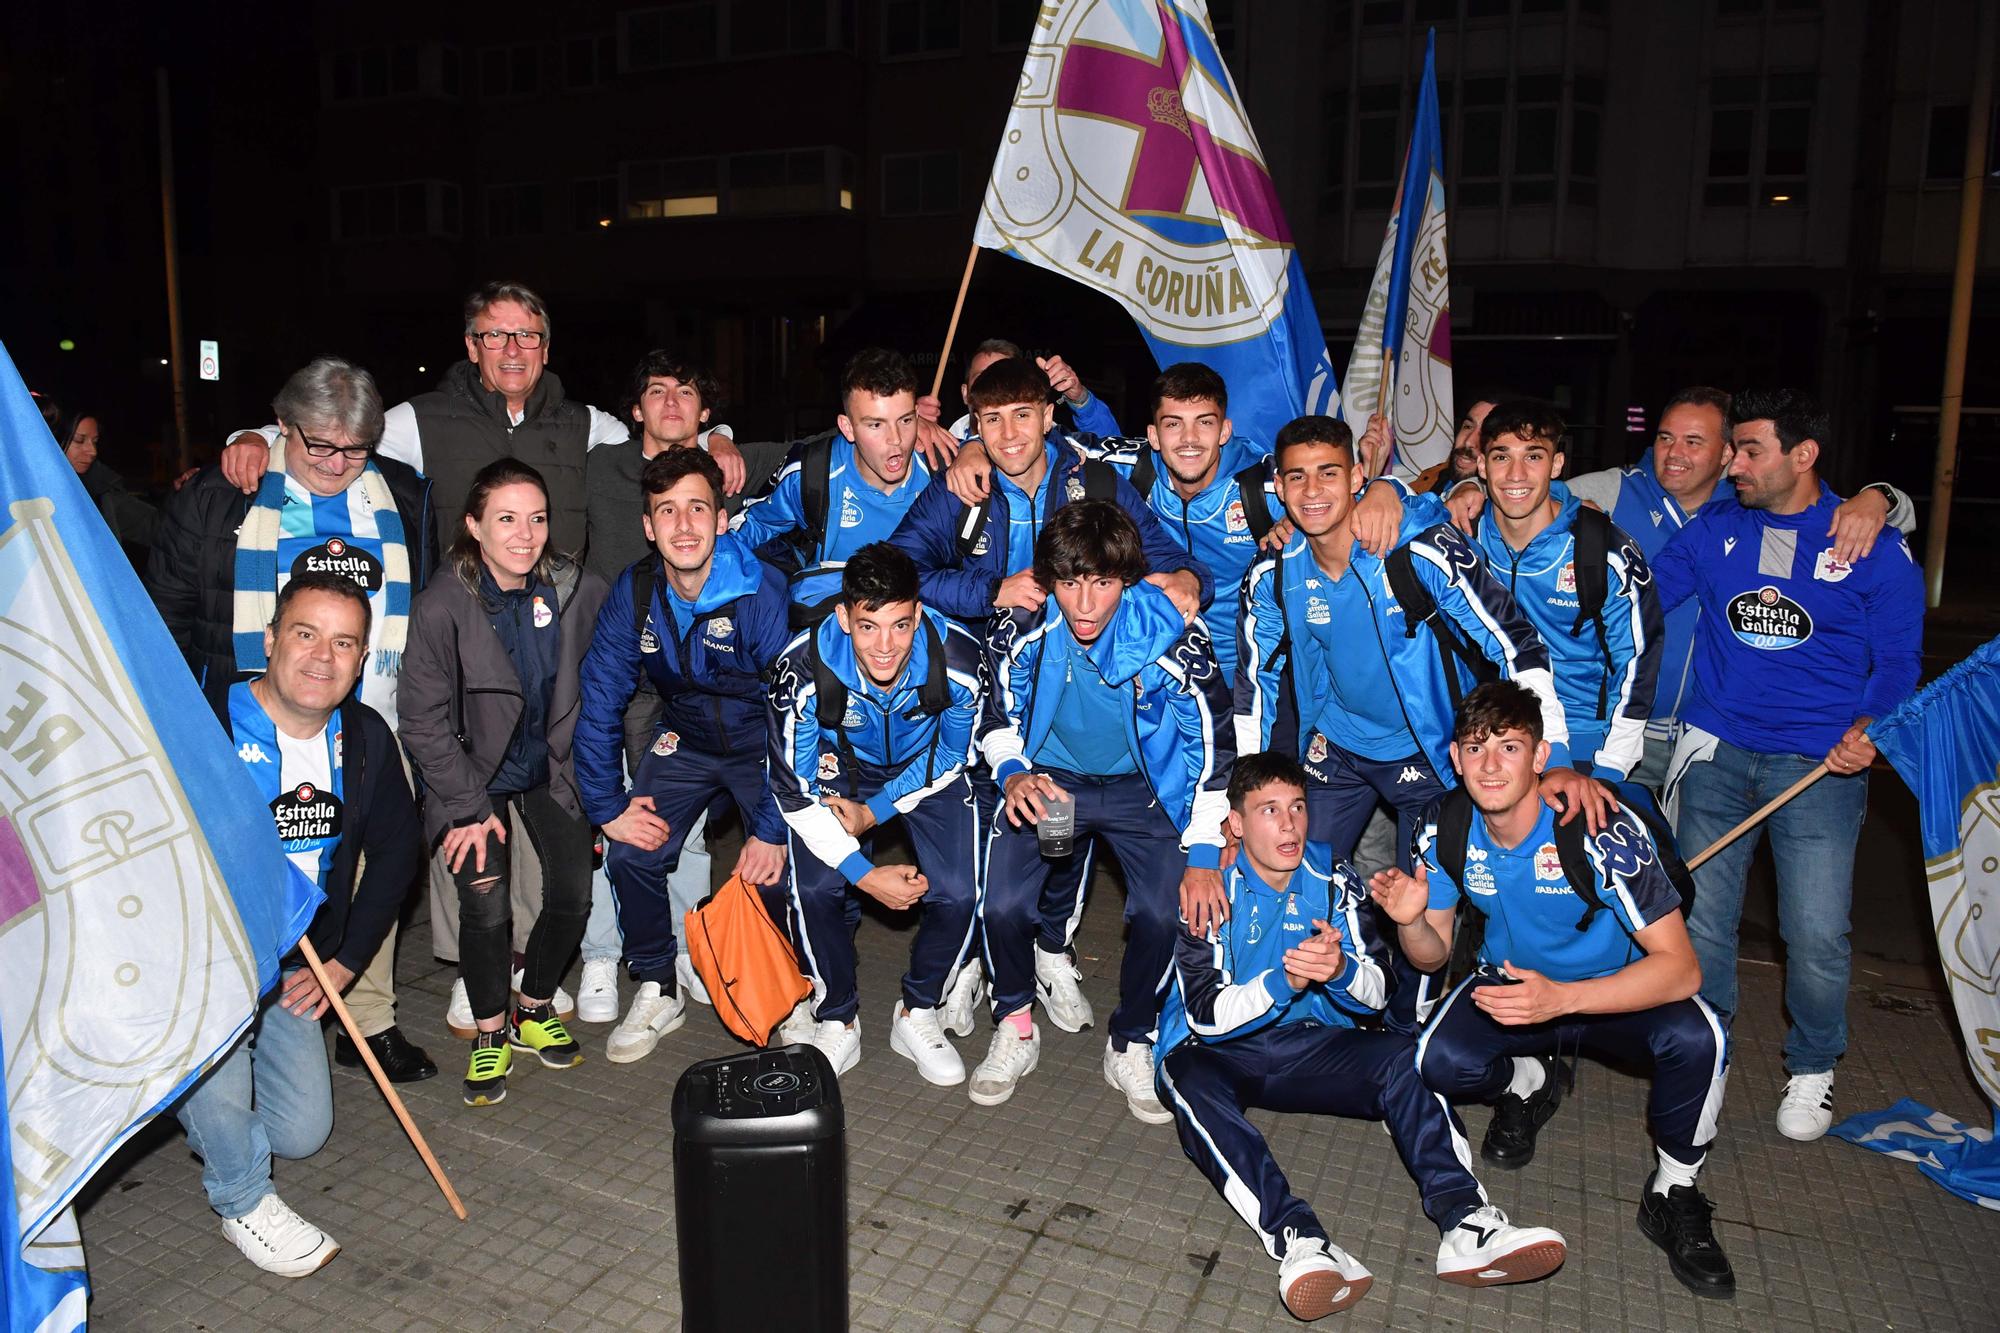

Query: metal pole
left=157, top=68, right=191, bottom=474
left=1925, top=5, right=1997, bottom=608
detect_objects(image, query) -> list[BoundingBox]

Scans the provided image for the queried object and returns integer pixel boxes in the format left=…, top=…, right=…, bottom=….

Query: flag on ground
left=0, top=339, right=319, bottom=1329
left=975, top=0, right=1336, bottom=448
left=1832, top=634, right=2000, bottom=1208
left=1340, top=29, right=1454, bottom=482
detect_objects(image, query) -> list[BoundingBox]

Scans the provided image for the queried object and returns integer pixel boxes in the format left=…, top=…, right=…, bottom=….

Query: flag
left=975, top=0, right=1336, bottom=448
left=1830, top=635, right=2000, bottom=1208
left=0, top=340, right=319, bottom=1329
left=1340, top=30, right=1453, bottom=482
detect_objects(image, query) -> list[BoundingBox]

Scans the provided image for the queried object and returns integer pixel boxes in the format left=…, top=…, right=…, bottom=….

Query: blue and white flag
left=976, top=0, right=1337, bottom=448
left=0, top=340, right=319, bottom=1330
left=1832, top=635, right=2000, bottom=1208
left=1340, top=30, right=1454, bottom=481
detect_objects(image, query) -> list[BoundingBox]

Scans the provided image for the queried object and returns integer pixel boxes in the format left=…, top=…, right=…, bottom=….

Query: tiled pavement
left=78, top=897, right=2000, bottom=1331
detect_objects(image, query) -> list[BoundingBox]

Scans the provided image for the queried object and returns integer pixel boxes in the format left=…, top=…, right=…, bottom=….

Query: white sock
left=1505, top=1056, right=1547, bottom=1100
left=1651, top=1149, right=1703, bottom=1195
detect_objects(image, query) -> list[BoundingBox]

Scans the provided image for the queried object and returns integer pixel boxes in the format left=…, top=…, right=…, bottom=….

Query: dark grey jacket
left=398, top=552, right=609, bottom=843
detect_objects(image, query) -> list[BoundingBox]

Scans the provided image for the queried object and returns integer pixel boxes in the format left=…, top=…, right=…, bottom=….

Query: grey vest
left=412, top=361, right=592, bottom=559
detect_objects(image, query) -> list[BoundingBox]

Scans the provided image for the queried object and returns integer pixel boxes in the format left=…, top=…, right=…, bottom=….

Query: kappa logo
left=1396, top=766, right=1424, bottom=784
left=652, top=730, right=680, bottom=757
left=817, top=752, right=841, bottom=781
left=839, top=493, right=864, bottom=529
left=1305, top=595, right=1331, bottom=626
left=1534, top=843, right=1564, bottom=881
left=1065, top=476, right=1087, bottom=503
left=1556, top=561, right=1577, bottom=595
left=237, top=742, right=271, bottom=765
left=1306, top=733, right=1329, bottom=764
left=1813, top=549, right=1854, bottom=584
left=1723, top=537, right=1738, bottom=556
left=1464, top=845, right=1488, bottom=863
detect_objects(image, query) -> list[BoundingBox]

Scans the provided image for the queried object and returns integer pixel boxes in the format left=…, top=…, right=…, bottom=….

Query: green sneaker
left=510, top=1002, right=583, bottom=1069
left=463, top=1031, right=511, bottom=1107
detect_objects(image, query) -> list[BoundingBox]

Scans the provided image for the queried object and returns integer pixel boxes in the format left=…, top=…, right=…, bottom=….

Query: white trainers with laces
left=677, top=951, right=712, bottom=1006
left=1434, top=1204, right=1568, bottom=1286
left=1776, top=1071, right=1836, bottom=1141
left=942, top=959, right=987, bottom=1037
left=445, top=977, right=476, bottom=1040
left=889, top=1003, right=965, bottom=1086
left=575, top=958, right=620, bottom=1024
left=220, top=1194, right=340, bottom=1278
left=1277, top=1227, right=1371, bottom=1319
left=1034, top=945, right=1094, bottom=1033
left=776, top=999, right=818, bottom=1047
left=1102, top=1039, right=1174, bottom=1125
left=811, top=1018, right=861, bottom=1076
left=967, top=1019, right=1041, bottom=1106
left=604, top=981, right=686, bottom=1063
left=511, top=966, right=573, bottom=1020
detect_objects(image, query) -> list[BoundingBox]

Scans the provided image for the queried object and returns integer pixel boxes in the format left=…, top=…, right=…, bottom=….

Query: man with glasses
left=150, top=355, right=441, bottom=1084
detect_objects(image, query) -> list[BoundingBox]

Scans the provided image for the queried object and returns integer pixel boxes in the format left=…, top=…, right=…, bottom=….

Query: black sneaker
left=1636, top=1172, right=1736, bottom=1298
left=1481, top=1055, right=1567, bottom=1169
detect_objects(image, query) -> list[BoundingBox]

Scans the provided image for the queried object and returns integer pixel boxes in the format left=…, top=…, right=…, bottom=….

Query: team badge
left=333, top=729, right=343, bottom=769
left=1556, top=562, right=1577, bottom=595
left=532, top=595, right=553, bottom=628
left=1813, top=549, right=1853, bottom=584
left=818, top=752, right=841, bottom=781
left=1306, top=733, right=1329, bottom=764
left=1065, top=476, right=1086, bottom=503
left=1534, top=843, right=1564, bottom=881
left=1224, top=499, right=1249, bottom=533
left=652, top=730, right=680, bottom=757
left=708, top=616, right=734, bottom=639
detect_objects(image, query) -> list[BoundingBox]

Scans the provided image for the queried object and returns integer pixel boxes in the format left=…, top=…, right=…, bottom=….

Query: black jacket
left=146, top=456, right=437, bottom=721
left=295, top=696, right=424, bottom=975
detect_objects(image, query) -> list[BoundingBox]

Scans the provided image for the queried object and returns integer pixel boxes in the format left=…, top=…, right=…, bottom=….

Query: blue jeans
left=175, top=985, right=334, bottom=1219
left=1675, top=736, right=1867, bottom=1075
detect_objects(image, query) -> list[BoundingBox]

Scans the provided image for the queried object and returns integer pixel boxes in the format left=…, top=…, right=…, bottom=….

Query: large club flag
left=975, top=0, right=1336, bottom=448
left=0, top=340, right=319, bottom=1329
left=1831, top=635, right=2000, bottom=1208
left=1340, top=30, right=1453, bottom=482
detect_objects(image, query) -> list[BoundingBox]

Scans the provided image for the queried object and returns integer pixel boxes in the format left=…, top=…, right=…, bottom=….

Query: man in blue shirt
left=767, top=544, right=985, bottom=1086
left=974, top=501, right=1233, bottom=1121
left=575, top=449, right=794, bottom=1066
left=1374, top=680, right=1734, bottom=1299
left=1651, top=388, right=1924, bottom=1142
left=733, top=348, right=934, bottom=622
left=1157, top=751, right=1566, bottom=1320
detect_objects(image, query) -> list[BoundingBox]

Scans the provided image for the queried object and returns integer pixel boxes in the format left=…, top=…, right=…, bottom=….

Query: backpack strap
left=914, top=617, right=952, bottom=718
left=1434, top=785, right=1475, bottom=895
left=1131, top=448, right=1157, bottom=497
left=628, top=555, right=657, bottom=640
left=1568, top=505, right=1612, bottom=721
left=954, top=493, right=994, bottom=561
left=794, top=433, right=836, bottom=565
left=1385, top=546, right=1494, bottom=712
left=1235, top=461, right=1276, bottom=544
left=1551, top=799, right=1604, bottom=933
left=1081, top=458, right=1121, bottom=502
left=805, top=628, right=860, bottom=785
left=1265, top=557, right=1293, bottom=676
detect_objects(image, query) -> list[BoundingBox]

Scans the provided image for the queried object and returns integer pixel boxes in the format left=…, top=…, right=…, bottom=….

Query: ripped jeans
left=453, top=785, right=593, bottom=1023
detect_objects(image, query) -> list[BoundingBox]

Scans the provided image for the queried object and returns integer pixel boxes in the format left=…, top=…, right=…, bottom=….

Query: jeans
left=455, top=785, right=594, bottom=1021
left=1675, top=734, right=1867, bottom=1075
left=175, top=989, right=334, bottom=1219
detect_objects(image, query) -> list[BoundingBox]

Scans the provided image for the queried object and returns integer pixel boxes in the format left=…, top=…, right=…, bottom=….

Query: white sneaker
left=1102, top=1040, right=1174, bottom=1125
left=1776, top=1071, right=1836, bottom=1141
left=220, top=1194, right=339, bottom=1278
left=967, top=1020, right=1041, bottom=1106
left=810, top=1018, right=861, bottom=1076
left=445, top=977, right=476, bottom=1040
left=1435, top=1204, right=1568, bottom=1286
left=677, top=951, right=712, bottom=1006
left=775, top=998, right=818, bottom=1047
left=942, top=959, right=986, bottom=1038
left=511, top=967, right=573, bottom=1020
left=1034, top=946, right=1094, bottom=1033
left=889, top=1003, right=966, bottom=1086
left=604, top=981, right=686, bottom=1064
left=575, top=958, right=620, bottom=1024
left=1277, top=1228, right=1371, bottom=1319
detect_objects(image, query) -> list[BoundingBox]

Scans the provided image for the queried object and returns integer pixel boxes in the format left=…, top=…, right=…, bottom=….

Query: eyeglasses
left=472, top=328, right=547, bottom=350
left=290, top=426, right=375, bottom=462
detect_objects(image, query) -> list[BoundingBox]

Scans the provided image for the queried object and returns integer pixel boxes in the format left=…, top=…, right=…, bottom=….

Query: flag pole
left=297, top=937, right=468, bottom=1221
left=1684, top=763, right=1829, bottom=872
left=931, top=244, right=981, bottom=400
left=1924, top=1, right=1996, bottom=608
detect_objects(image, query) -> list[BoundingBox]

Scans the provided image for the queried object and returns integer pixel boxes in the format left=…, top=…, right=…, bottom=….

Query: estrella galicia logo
left=1727, top=585, right=1813, bottom=650
left=292, top=536, right=384, bottom=591
left=270, top=782, right=342, bottom=849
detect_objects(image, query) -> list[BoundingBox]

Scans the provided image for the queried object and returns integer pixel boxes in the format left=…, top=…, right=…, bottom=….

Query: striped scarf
left=232, top=439, right=411, bottom=677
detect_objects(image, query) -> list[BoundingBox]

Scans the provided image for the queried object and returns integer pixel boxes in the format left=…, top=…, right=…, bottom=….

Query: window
left=1927, top=104, right=1970, bottom=182
left=1361, top=0, right=1405, bottom=24
left=486, top=183, right=545, bottom=237
left=882, top=0, right=959, bottom=57
left=731, top=0, right=838, bottom=56
left=1355, top=84, right=1403, bottom=209
left=574, top=176, right=618, bottom=230
left=333, top=182, right=460, bottom=242
left=1320, top=88, right=1348, bottom=214
left=626, top=158, right=721, bottom=218
left=1456, top=76, right=1505, bottom=207
left=480, top=44, right=541, bottom=98
left=1569, top=75, right=1603, bottom=205
left=565, top=33, right=617, bottom=88
left=1510, top=74, right=1561, bottom=205
left=624, top=149, right=853, bottom=219
left=624, top=2, right=719, bottom=70
left=1414, top=0, right=1456, bottom=20
left=1702, top=71, right=1811, bottom=208
left=882, top=151, right=959, bottom=216
left=329, top=44, right=443, bottom=103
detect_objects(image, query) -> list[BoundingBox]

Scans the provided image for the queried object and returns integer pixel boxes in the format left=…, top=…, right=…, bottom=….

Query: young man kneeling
left=1157, top=751, right=1566, bottom=1321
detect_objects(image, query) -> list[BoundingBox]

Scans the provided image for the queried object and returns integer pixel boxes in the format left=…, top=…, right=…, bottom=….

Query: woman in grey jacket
left=400, top=459, right=610, bottom=1107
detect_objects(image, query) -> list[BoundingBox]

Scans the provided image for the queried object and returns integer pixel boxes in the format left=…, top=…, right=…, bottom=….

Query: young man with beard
left=574, top=450, right=793, bottom=1064
left=1376, top=681, right=1733, bottom=1299
left=1653, top=389, right=1923, bottom=1142
left=1159, top=751, right=1566, bottom=1321
left=767, top=544, right=985, bottom=1083
left=973, top=501, right=1234, bottom=1121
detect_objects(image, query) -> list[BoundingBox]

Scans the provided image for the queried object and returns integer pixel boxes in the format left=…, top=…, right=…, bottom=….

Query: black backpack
left=1129, top=449, right=1278, bottom=546
left=1383, top=544, right=1503, bottom=713
left=952, top=457, right=1124, bottom=561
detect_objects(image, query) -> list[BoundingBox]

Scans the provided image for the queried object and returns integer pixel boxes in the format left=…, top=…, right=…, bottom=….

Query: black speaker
left=672, top=1043, right=847, bottom=1331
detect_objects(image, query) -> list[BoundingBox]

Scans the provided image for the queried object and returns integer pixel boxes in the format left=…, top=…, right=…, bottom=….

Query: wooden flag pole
left=297, top=937, right=468, bottom=1221
left=931, top=244, right=981, bottom=400
left=1684, top=763, right=1829, bottom=873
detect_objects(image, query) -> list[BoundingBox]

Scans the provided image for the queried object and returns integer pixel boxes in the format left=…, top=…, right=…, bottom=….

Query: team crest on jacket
left=1556, top=561, right=1577, bottom=595
left=1534, top=843, right=1564, bottom=881
left=817, top=752, right=840, bottom=781
left=652, top=730, right=680, bottom=757
left=1065, top=475, right=1086, bottom=503
left=1225, top=499, right=1249, bottom=532
left=707, top=616, right=734, bottom=640
left=1813, top=550, right=1854, bottom=584
left=1306, top=732, right=1329, bottom=764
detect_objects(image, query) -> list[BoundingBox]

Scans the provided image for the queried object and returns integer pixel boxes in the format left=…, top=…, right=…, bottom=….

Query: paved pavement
left=75, top=875, right=2000, bottom=1331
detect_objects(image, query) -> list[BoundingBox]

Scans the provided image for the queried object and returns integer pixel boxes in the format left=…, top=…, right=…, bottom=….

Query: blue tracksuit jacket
left=980, top=581, right=1235, bottom=867
left=766, top=607, right=984, bottom=885
left=730, top=432, right=934, bottom=610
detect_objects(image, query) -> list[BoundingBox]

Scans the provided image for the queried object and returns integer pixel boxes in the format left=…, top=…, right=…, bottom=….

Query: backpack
left=1129, top=449, right=1278, bottom=545
left=952, top=457, right=1123, bottom=561
left=1383, top=544, right=1502, bottom=713
left=1563, top=505, right=1615, bottom=721
left=782, top=432, right=846, bottom=629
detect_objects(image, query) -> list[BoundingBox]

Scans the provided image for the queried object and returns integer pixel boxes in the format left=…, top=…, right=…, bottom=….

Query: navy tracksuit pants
left=604, top=738, right=782, bottom=988
left=1416, top=975, right=1730, bottom=1164
left=982, top=769, right=1184, bottom=1046
left=790, top=762, right=982, bottom=1023
left=1158, top=1024, right=1486, bottom=1260
left=958, top=775, right=1093, bottom=983
left=1304, top=736, right=1452, bottom=1034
